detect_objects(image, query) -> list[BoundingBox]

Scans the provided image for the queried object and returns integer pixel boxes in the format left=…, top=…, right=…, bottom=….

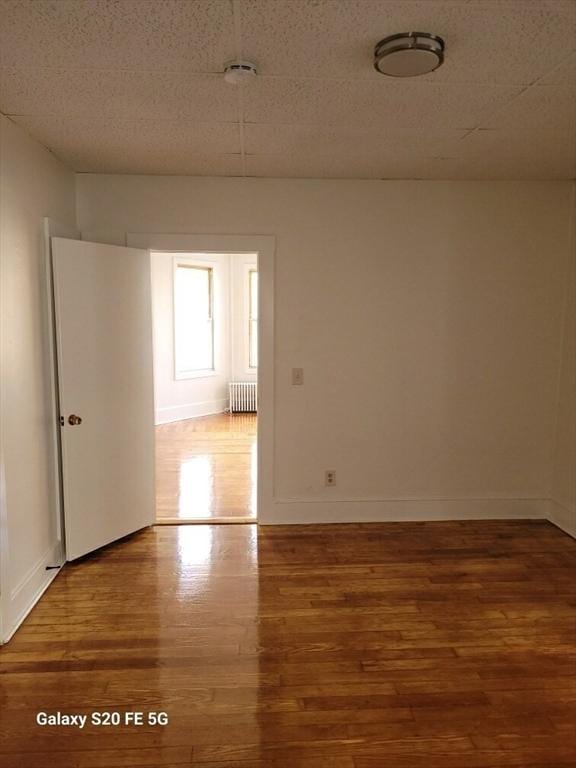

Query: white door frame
left=0, top=453, right=8, bottom=642
left=127, top=233, right=275, bottom=523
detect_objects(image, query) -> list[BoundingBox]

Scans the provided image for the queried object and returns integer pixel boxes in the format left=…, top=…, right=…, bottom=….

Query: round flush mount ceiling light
left=223, top=60, right=257, bottom=85
left=374, top=32, right=445, bottom=77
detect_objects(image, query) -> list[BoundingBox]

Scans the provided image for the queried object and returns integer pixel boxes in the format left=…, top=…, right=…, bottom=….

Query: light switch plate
left=292, top=368, right=304, bottom=385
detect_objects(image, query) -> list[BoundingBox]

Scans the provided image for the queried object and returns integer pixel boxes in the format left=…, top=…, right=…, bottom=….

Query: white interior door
left=52, top=238, right=155, bottom=560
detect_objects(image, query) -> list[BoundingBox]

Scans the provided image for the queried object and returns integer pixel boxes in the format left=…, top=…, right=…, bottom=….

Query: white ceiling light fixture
left=223, top=60, right=257, bottom=85
left=374, top=32, right=445, bottom=77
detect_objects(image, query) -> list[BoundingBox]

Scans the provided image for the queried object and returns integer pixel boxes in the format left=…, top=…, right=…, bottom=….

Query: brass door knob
left=68, top=414, right=83, bottom=426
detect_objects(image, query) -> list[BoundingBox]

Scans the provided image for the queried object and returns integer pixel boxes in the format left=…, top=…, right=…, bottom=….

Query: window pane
left=175, top=266, right=214, bottom=373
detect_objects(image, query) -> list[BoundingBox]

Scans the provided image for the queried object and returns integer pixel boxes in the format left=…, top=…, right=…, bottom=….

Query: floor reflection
left=176, top=524, right=214, bottom=566
left=160, top=524, right=262, bottom=758
left=179, top=457, right=213, bottom=519
left=155, top=412, right=257, bottom=520
left=6, top=522, right=572, bottom=765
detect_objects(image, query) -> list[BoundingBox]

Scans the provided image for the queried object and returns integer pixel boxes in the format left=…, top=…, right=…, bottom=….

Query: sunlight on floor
left=176, top=524, right=214, bottom=566
left=155, top=413, right=257, bottom=521
left=179, top=456, right=213, bottom=519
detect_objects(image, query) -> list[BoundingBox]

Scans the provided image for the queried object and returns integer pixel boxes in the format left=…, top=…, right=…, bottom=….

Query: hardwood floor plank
left=155, top=413, right=256, bottom=521
left=1, top=520, right=574, bottom=766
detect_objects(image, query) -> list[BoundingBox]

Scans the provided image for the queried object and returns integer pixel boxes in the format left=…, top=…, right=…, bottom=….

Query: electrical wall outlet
left=325, top=470, right=336, bottom=486
left=292, top=367, right=304, bottom=386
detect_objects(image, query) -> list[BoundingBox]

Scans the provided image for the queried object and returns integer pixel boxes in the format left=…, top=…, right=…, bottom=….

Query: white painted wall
left=0, top=116, right=76, bottom=640
left=550, top=191, right=576, bottom=536
left=77, top=176, right=573, bottom=525
left=151, top=251, right=230, bottom=424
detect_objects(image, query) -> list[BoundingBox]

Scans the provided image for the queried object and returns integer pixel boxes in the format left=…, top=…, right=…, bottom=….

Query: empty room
left=0, top=1, right=575, bottom=767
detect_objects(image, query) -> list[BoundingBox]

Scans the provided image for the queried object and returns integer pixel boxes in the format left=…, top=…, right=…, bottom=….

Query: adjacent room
left=151, top=249, right=259, bottom=523
left=0, top=1, right=575, bottom=767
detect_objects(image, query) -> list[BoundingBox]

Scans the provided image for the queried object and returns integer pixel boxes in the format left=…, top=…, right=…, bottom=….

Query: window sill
left=174, top=369, right=218, bottom=381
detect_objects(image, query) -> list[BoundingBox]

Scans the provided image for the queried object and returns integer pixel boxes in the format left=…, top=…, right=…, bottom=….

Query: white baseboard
left=259, top=497, right=548, bottom=525
left=155, top=399, right=228, bottom=425
left=3, top=541, right=63, bottom=644
left=1, top=497, right=570, bottom=642
left=547, top=499, right=576, bottom=538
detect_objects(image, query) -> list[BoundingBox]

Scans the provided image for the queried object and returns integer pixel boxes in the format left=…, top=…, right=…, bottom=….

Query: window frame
left=248, top=268, right=258, bottom=370
left=173, top=257, right=217, bottom=381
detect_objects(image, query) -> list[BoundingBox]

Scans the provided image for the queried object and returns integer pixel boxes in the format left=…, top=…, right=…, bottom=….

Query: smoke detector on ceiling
left=223, top=60, right=257, bottom=85
left=374, top=32, right=445, bottom=77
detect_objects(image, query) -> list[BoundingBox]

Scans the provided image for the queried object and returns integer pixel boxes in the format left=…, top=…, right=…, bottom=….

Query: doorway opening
left=151, top=251, right=258, bottom=524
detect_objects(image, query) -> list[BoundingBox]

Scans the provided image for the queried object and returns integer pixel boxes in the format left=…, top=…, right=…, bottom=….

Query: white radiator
left=229, top=382, right=258, bottom=413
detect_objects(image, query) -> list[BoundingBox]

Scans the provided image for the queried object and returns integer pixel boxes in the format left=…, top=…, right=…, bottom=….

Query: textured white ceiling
left=1, top=0, right=574, bottom=179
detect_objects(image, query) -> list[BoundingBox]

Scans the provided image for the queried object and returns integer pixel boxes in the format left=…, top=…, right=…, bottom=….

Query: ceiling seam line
left=459, top=85, right=533, bottom=142
left=2, top=66, right=565, bottom=88
left=459, top=51, right=574, bottom=142
left=232, top=0, right=246, bottom=177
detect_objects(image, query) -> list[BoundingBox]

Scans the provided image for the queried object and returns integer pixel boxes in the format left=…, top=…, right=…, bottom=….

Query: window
left=249, top=269, right=258, bottom=368
left=174, top=264, right=214, bottom=376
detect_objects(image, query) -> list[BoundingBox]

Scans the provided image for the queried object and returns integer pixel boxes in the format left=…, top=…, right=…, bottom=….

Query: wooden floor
left=1, top=519, right=575, bottom=766
left=155, top=413, right=257, bottom=522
